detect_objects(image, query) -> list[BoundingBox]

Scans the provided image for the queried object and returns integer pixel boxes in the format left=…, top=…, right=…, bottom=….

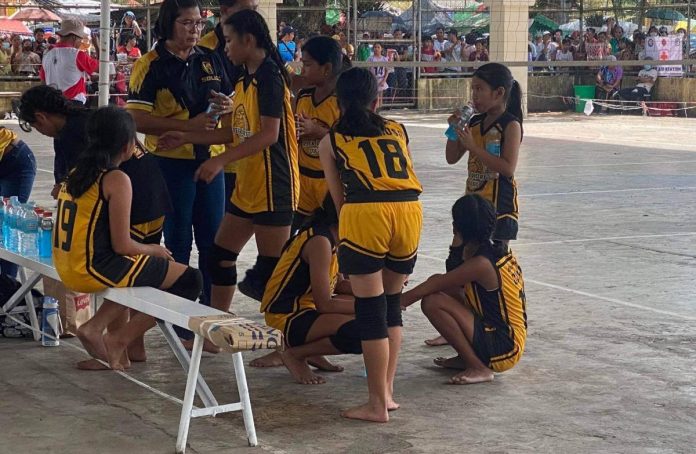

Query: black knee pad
left=249, top=255, right=279, bottom=285
left=354, top=294, right=388, bottom=341
left=330, top=320, right=363, bottom=354
left=208, top=244, right=238, bottom=286
left=386, top=293, right=403, bottom=328
left=445, top=245, right=464, bottom=272
left=167, top=267, right=203, bottom=301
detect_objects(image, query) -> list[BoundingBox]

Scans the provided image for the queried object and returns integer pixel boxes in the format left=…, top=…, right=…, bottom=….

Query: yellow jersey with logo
left=261, top=225, right=338, bottom=331
left=296, top=88, right=340, bottom=175
left=230, top=58, right=299, bottom=213
left=464, top=244, right=527, bottom=372
left=330, top=119, right=422, bottom=203
left=127, top=41, right=232, bottom=160
left=53, top=171, right=162, bottom=293
left=466, top=112, right=520, bottom=220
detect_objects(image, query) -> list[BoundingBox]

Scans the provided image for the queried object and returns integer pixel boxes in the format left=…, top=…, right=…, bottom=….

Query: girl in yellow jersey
left=402, top=195, right=527, bottom=385
left=292, top=36, right=346, bottom=230
left=53, top=107, right=202, bottom=371
left=258, top=196, right=362, bottom=384
left=158, top=11, right=299, bottom=323
left=318, top=67, right=423, bottom=423
left=444, top=62, right=522, bottom=268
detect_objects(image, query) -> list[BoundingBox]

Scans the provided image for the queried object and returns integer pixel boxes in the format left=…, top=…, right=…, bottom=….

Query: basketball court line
left=415, top=252, right=696, bottom=321
left=420, top=232, right=696, bottom=251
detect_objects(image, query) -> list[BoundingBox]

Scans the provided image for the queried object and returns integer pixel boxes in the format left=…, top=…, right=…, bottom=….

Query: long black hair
left=334, top=67, right=385, bottom=137
left=66, top=107, right=136, bottom=199
left=18, top=85, right=87, bottom=123
left=154, top=0, right=201, bottom=40
left=224, top=10, right=290, bottom=87
left=472, top=63, right=523, bottom=127
left=301, top=35, right=349, bottom=78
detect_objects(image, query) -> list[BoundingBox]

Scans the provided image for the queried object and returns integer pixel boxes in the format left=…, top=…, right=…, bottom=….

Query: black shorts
left=86, top=254, right=169, bottom=291
left=472, top=317, right=516, bottom=369
left=284, top=309, right=320, bottom=347
left=224, top=172, right=236, bottom=213
left=227, top=201, right=293, bottom=226
left=493, top=215, right=518, bottom=241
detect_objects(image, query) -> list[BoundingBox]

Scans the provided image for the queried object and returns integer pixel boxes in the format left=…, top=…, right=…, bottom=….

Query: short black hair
left=154, top=0, right=201, bottom=40
left=34, top=28, right=45, bottom=34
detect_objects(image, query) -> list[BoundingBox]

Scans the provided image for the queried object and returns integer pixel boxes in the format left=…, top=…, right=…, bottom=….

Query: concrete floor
left=1, top=113, right=695, bottom=454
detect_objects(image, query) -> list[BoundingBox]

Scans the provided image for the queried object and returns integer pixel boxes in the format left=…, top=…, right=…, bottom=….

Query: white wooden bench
left=0, top=246, right=283, bottom=453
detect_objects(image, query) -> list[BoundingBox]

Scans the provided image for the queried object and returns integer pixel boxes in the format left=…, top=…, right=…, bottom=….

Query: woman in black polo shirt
left=127, top=0, right=233, bottom=340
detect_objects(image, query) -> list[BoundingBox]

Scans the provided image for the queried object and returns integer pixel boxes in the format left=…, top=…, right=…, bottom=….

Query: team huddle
left=18, top=0, right=528, bottom=423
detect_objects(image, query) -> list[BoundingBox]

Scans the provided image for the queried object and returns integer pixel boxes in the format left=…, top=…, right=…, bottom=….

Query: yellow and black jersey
left=199, top=25, right=241, bottom=174
left=260, top=225, right=338, bottom=331
left=466, top=112, right=520, bottom=221
left=230, top=57, right=299, bottom=214
left=127, top=41, right=232, bottom=160
left=295, top=88, right=340, bottom=176
left=464, top=243, right=527, bottom=372
left=53, top=170, right=168, bottom=294
left=330, top=119, right=422, bottom=203
left=119, top=149, right=170, bottom=244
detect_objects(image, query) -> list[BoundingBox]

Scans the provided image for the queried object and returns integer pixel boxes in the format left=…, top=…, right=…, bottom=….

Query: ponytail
left=18, top=85, right=87, bottom=124
left=66, top=107, right=136, bottom=199
left=225, top=10, right=290, bottom=88
left=334, top=67, right=385, bottom=137
left=507, top=80, right=524, bottom=135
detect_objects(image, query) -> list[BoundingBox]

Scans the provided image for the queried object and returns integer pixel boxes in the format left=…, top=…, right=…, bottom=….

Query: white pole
left=98, top=0, right=111, bottom=107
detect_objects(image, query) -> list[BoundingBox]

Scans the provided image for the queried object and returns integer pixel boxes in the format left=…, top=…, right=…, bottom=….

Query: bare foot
left=386, top=398, right=400, bottom=411
left=103, top=332, right=128, bottom=371
left=424, top=335, right=449, bottom=347
left=433, top=356, right=466, bottom=370
left=449, top=368, right=494, bottom=385
left=249, top=351, right=283, bottom=368
left=76, top=325, right=108, bottom=362
left=340, top=402, right=389, bottom=423
left=281, top=351, right=325, bottom=385
left=127, top=338, right=146, bottom=362
left=307, top=355, right=344, bottom=372
left=181, top=338, right=221, bottom=354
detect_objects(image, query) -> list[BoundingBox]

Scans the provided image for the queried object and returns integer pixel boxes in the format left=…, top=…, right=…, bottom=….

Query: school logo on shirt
left=200, top=59, right=221, bottom=83
left=301, top=118, right=330, bottom=157
left=233, top=105, right=252, bottom=142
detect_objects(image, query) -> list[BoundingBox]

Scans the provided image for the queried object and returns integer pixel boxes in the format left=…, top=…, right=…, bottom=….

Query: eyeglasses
left=175, top=19, right=206, bottom=31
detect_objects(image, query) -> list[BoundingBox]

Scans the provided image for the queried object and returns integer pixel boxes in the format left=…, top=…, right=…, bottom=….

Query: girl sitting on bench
left=52, top=106, right=202, bottom=371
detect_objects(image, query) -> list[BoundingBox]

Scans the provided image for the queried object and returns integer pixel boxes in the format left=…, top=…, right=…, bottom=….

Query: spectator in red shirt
left=39, top=18, right=99, bottom=105
left=117, top=33, right=142, bottom=61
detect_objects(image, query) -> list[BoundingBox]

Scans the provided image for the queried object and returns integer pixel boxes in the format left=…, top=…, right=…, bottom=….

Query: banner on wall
left=645, top=36, right=684, bottom=77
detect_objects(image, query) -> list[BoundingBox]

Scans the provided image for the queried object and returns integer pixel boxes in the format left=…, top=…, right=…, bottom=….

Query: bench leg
left=157, top=321, right=219, bottom=408
left=232, top=352, right=257, bottom=447
left=176, top=334, right=203, bottom=454
left=19, top=268, right=41, bottom=341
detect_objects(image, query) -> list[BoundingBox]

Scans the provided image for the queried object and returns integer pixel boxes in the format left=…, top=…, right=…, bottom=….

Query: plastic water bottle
left=0, top=199, right=5, bottom=248
left=21, top=207, right=39, bottom=257
left=445, top=105, right=475, bottom=141
left=1, top=198, right=10, bottom=248
left=38, top=211, right=53, bottom=258
left=8, top=198, right=21, bottom=253
left=41, top=296, right=61, bottom=347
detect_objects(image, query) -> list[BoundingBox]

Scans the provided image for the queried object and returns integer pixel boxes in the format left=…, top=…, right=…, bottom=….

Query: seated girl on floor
left=401, top=194, right=527, bottom=384
left=258, top=196, right=360, bottom=384
left=52, top=106, right=202, bottom=371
